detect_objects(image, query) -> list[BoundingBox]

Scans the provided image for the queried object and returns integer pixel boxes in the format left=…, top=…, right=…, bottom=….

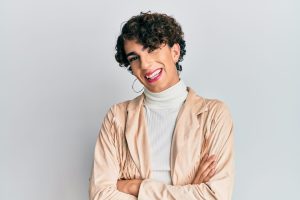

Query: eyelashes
left=127, top=49, right=159, bottom=63
left=128, top=55, right=139, bottom=63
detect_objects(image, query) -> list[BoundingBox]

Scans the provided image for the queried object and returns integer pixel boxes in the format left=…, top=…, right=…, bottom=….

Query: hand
left=192, top=153, right=217, bottom=184
left=117, top=179, right=143, bottom=197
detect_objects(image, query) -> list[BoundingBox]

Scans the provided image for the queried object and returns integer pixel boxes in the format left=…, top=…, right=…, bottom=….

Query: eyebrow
left=126, top=52, right=137, bottom=59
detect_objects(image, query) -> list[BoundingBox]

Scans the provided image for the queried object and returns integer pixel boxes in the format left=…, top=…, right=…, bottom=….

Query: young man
left=89, top=12, right=234, bottom=200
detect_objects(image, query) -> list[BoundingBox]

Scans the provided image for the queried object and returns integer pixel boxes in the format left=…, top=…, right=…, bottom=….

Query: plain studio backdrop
left=1, top=0, right=299, bottom=199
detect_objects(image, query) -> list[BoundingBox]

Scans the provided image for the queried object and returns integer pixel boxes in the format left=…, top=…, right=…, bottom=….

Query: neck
left=143, top=80, right=188, bottom=109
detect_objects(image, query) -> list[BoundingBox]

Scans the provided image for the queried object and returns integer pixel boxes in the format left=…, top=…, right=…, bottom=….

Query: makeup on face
left=124, top=40, right=180, bottom=93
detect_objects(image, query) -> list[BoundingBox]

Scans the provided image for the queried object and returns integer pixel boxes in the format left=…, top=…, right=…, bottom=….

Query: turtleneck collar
left=143, top=80, right=188, bottom=109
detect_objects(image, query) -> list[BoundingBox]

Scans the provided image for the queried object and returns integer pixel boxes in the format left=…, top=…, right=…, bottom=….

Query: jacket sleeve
left=137, top=102, right=234, bottom=200
left=89, top=107, right=137, bottom=200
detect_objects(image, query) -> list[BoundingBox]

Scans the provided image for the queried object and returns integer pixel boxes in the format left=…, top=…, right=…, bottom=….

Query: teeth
left=146, top=69, right=161, bottom=79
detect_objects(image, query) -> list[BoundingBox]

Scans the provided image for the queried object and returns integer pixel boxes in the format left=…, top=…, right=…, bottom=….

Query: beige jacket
left=89, top=88, right=234, bottom=200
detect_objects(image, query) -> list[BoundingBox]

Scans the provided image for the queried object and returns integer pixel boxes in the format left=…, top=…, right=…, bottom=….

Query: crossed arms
left=89, top=102, right=234, bottom=200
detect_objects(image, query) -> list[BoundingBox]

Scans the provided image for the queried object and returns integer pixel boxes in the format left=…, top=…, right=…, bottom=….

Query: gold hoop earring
left=131, top=79, right=144, bottom=93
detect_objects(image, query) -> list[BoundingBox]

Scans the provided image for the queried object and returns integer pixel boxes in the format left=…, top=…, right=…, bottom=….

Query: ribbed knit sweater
left=143, top=80, right=188, bottom=184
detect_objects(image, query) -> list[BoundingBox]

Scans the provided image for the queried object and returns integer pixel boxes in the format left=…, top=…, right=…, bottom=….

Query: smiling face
left=124, top=39, right=181, bottom=93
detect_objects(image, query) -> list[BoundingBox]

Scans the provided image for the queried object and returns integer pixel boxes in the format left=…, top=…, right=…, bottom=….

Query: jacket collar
left=124, top=87, right=208, bottom=180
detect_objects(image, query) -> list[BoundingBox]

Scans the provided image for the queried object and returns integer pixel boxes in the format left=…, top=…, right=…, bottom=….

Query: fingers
left=203, top=167, right=216, bottom=182
left=201, top=153, right=209, bottom=162
left=201, top=160, right=217, bottom=182
left=192, top=154, right=217, bottom=184
left=200, top=154, right=216, bottom=174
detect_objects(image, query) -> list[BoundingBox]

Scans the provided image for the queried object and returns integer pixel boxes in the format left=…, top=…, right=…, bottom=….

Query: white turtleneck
left=143, top=80, right=188, bottom=184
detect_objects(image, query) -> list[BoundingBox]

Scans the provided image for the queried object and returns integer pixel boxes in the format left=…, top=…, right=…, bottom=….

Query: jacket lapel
left=124, top=87, right=208, bottom=183
left=170, top=88, right=208, bottom=184
left=125, top=94, right=151, bottom=178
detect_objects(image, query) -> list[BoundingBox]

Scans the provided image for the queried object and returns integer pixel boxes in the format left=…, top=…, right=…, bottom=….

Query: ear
left=171, top=43, right=180, bottom=63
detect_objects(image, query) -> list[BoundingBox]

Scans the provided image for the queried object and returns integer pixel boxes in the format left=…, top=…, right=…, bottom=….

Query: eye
left=148, top=48, right=159, bottom=54
left=128, top=55, right=139, bottom=63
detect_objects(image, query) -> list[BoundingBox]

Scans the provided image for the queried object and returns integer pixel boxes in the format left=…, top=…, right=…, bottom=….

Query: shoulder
left=189, top=90, right=234, bottom=136
left=103, top=94, right=144, bottom=124
left=188, top=88, right=231, bottom=124
left=109, top=94, right=143, bottom=114
left=201, top=97, right=234, bottom=130
left=187, top=87, right=232, bottom=117
left=204, top=98, right=231, bottom=115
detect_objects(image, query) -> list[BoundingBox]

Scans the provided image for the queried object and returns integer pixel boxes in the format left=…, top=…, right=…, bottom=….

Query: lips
left=144, top=68, right=162, bottom=83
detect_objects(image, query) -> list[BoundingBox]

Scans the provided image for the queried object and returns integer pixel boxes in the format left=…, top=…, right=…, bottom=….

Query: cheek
left=131, top=67, right=143, bottom=77
left=161, top=55, right=176, bottom=67
left=160, top=51, right=175, bottom=64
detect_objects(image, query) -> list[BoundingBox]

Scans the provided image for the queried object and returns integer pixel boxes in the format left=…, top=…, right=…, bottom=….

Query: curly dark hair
left=115, top=12, right=186, bottom=72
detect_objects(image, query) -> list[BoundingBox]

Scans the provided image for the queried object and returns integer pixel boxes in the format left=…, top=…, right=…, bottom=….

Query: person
left=89, top=12, right=234, bottom=200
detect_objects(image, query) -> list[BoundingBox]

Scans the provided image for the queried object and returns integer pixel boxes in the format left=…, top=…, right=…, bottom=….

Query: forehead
left=124, top=39, right=143, bottom=53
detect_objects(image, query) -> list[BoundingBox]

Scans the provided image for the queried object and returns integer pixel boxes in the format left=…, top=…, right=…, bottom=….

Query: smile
left=145, top=68, right=162, bottom=83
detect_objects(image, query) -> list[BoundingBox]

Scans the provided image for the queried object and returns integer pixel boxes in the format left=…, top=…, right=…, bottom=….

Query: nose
left=140, top=53, right=151, bottom=69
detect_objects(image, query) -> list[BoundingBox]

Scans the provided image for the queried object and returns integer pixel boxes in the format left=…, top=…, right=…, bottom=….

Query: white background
left=1, top=0, right=299, bottom=199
